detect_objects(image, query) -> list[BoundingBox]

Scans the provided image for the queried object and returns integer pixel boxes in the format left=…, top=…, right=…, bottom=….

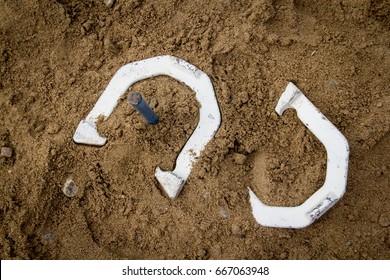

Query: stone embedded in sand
left=233, top=153, right=247, bottom=165
left=62, top=179, right=78, bottom=198
left=0, top=147, right=13, bottom=158
left=103, top=0, right=115, bottom=8
left=41, top=232, right=57, bottom=243
left=231, top=224, right=245, bottom=238
left=47, top=122, right=61, bottom=135
left=220, top=206, right=229, bottom=219
left=378, top=213, right=390, bottom=227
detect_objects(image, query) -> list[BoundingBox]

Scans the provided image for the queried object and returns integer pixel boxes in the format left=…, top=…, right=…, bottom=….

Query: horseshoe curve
left=249, top=82, right=349, bottom=228
left=73, top=55, right=221, bottom=199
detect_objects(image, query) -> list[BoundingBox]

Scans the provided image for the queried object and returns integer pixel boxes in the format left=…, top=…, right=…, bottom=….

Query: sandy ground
left=0, top=0, right=389, bottom=259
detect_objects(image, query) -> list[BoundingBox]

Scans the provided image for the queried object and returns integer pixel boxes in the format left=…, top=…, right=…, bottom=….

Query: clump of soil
left=0, top=0, right=389, bottom=259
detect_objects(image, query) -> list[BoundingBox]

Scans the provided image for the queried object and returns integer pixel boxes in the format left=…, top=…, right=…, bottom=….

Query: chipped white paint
left=73, top=55, right=221, bottom=199
left=249, top=82, right=349, bottom=228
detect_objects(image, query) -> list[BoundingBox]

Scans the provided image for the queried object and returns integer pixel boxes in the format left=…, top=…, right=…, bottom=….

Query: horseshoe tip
left=73, top=120, right=107, bottom=146
left=155, top=167, right=185, bottom=199
left=275, top=82, right=303, bottom=115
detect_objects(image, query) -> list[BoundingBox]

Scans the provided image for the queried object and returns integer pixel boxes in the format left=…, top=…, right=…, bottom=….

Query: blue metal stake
left=128, top=91, right=159, bottom=124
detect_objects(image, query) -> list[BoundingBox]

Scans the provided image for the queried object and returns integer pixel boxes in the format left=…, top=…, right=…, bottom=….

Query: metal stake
left=128, top=91, right=158, bottom=124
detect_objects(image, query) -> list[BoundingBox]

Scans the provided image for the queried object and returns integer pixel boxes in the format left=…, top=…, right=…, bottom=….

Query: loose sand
left=0, top=0, right=389, bottom=259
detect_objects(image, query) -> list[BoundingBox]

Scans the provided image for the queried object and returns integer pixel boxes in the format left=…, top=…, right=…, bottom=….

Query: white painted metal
left=249, top=82, right=349, bottom=228
left=73, top=55, right=221, bottom=199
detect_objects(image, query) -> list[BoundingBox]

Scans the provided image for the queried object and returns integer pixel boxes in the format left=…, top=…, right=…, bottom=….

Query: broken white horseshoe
left=73, top=55, right=221, bottom=199
left=249, top=82, right=349, bottom=228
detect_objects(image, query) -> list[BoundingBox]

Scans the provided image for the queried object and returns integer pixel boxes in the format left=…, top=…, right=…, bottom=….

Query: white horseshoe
left=249, top=82, right=349, bottom=228
left=73, top=55, right=221, bottom=199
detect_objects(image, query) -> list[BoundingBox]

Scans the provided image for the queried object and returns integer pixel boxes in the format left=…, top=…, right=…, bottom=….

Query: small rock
left=149, top=98, right=158, bottom=109
left=47, top=122, right=61, bottom=135
left=378, top=213, right=390, bottom=227
left=62, top=179, right=78, bottom=198
left=220, top=207, right=229, bottom=219
left=94, top=60, right=103, bottom=69
left=233, top=153, right=247, bottom=165
left=133, top=121, right=146, bottom=130
left=35, top=123, right=46, bottom=132
left=243, top=32, right=251, bottom=43
left=347, top=214, right=355, bottom=221
left=68, top=77, right=76, bottom=85
left=231, top=224, right=245, bottom=238
left=326, top=80, right=337, bottom=90
left=279, top=139, right=289, bottom=147
left=270, top=112, right=278, bottom=120
left=41, top=232, right=57, bottom=243
left=103, top=0, right=115, bottom=7
left=197, top=248, right=207, bottom=258
left=0, top=147, right=13, bottom=158
left=82, top=20, right=94, bottom=33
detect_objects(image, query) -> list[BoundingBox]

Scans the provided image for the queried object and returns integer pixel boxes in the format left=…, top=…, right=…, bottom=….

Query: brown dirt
left=1, top=0, right=389, bottom=260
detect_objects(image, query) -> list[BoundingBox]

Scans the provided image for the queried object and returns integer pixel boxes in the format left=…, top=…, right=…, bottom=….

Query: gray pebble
left=0, top=147, right=13, bottom=158
left=103, top=0, right=115, bottom=7
left=41, top=232, right=57, bottom=243
left=62, top=179, right=78, bottom=198
left=220, top=206, right=229, bottom=219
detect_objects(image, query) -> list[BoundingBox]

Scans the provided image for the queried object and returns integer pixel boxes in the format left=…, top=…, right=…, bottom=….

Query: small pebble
left=326, top=80, right=337, bottom=90
left=103, top=0, right=115, bottom=7
left=233, top=153, right=247, bottom=165
left=133, top=121, right=146, bottom=130
left=197, top=249, right=207, bottom=258
left=378, top=213, right=390, bottom=227
left=279, top=139, right=289, bottom=147
left=62, top=179, right=78, bottom=198
left=68, top=77, right=76, bottom=85
left=231, top=224, right=245, bottom=238
left=35, top=123, right=45, bottom=132
left=82, top=20, right=93, bottom=32
left=0, top=147, right=13, bottom=158
left=94, top=60, right=103, bottom=69
left=47, top=122, right=61, bottom=135
left=243, top=32, right=251, bottom=43
left=149, top=98, right=158, bottom=109
left=41, top=232, right=56, bottom=243
left=220, top=206, right=229, bottom=219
